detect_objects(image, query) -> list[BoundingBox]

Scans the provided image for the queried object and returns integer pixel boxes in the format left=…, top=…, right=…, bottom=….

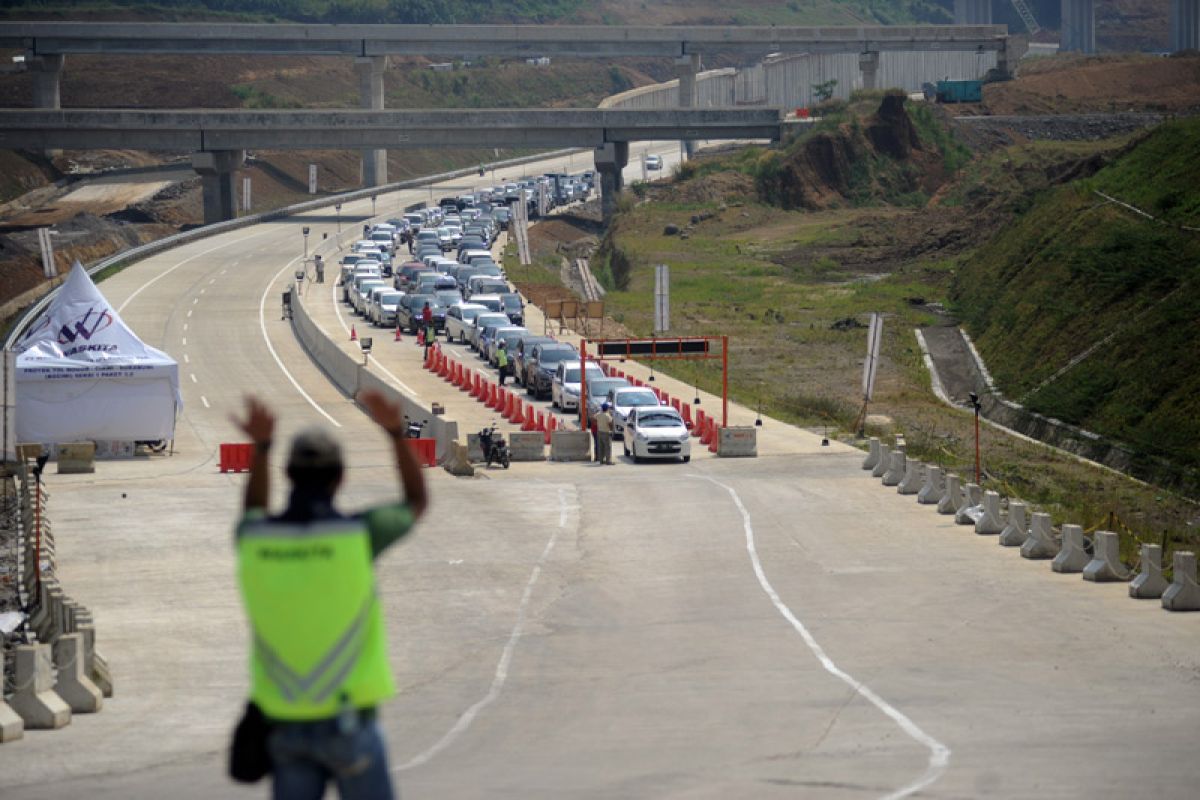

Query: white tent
left=13, top=262, right=181, bottom=444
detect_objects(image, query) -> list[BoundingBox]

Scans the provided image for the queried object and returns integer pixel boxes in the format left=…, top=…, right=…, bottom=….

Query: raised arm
left=232, top=396, right=276, bottom=513
left=358, top=389, right=428, bottom=520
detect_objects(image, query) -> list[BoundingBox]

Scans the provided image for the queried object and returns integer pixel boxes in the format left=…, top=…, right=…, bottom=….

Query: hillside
left=951, top=118, right=1200, bottom=488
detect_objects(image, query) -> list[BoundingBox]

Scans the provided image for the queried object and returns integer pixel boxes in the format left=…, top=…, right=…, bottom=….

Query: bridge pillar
left=1173, top=0, right=1200, bottom=51
left=356, top=56, right=388, bottom=188
left=858, top=51, right=880, bottom=91
left=594, top=142, right=628, bottom=221
left=29, top=53, right=65, bottom=109
left=675, top=54, right=701, bottom=158
left=1061, top=0, right=1096, bottom=53
left=192, top=150, right=244, bottom=225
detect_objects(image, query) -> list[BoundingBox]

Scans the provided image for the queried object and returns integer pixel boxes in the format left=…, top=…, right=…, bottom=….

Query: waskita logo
left=56, top=307, right=114, bottom=344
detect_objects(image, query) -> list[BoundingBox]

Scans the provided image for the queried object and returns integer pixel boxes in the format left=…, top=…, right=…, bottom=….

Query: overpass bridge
left=0, top=107, right=784, bottom=222
left=2, top=21, right=1011, bottom=186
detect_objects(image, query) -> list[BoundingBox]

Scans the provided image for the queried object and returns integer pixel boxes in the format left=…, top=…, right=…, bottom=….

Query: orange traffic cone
left=522, top=404, right=537, bottom=432
left=394, top=324, right=402, bottom=342
left=416, top=328, right=425, bottom=347
left=698, top=411, right=712, bottom=445
left=350, top=325, right=357, bottom=342
left=708, top=418, right=720, bottom=453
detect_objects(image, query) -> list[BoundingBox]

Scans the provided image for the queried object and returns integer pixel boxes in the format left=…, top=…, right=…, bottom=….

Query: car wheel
left=682, top=456, right=691, bottom=463
left=623, top=443, right=629, bottom=457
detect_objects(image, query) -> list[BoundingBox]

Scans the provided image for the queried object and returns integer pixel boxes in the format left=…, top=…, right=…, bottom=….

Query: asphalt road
left=2, top=144, right=1198, bottom=800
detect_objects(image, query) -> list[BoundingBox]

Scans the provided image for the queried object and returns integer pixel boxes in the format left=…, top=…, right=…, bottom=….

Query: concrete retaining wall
left=291, top=288, right=458, bottom=462
left=509, top=432, right=546, bottom=462
left=550, top=430, right=591, bottom=461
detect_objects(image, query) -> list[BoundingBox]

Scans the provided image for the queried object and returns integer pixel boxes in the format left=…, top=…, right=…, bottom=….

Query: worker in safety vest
left=232, top=390, right=427, bottom=799
left=496, top=340, right=510, bottom=386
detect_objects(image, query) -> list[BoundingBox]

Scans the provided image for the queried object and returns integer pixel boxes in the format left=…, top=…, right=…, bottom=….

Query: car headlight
left=679, top=434, right=690, bottom=443
left=635, top=431, right=648, bottom=441
left=565, top=387, right=579, bottom=396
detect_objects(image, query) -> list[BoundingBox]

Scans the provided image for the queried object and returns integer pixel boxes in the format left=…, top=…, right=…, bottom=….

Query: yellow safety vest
left=237, top=520, right=395, bottom=720
left=497, top=348, right=509, bottom=368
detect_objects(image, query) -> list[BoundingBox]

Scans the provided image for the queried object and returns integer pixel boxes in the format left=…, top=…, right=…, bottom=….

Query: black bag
left=229, top=701, right=273, bottom=783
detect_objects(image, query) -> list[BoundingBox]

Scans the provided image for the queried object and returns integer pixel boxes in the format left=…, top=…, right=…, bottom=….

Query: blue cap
left=601, top=402, right=610, bottom=411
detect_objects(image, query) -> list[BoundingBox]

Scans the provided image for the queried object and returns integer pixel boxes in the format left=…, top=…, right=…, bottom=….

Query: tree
left=811, top=79, right=838, bottom=103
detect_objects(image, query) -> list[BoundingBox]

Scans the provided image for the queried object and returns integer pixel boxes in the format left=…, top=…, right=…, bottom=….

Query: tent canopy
left=14, top=262, right=181, bottom=444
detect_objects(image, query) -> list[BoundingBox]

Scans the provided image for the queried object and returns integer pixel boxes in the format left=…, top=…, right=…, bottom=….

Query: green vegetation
left=230, top=84, right=300, bottom=109
left=952, top=118, right=1200, bottom=491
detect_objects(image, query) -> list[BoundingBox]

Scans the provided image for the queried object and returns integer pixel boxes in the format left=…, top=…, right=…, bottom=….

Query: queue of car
left=335, top=171, right=692, bottom=462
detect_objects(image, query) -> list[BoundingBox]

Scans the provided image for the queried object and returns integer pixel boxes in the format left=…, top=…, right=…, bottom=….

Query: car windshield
left=539, top=348, right=574, bottom=365
left=638, top=413, right=681, bottom=427
left=436, top=291, right=461, bottom=305
left=564, top=367, right=602, bottom=383
left=617, top=391, right=660, bottom=407
left=501, top=295, right=522, bottom=311
left=380, top=292, right=402, bottom=304
left=588, top=379, right=628, bottom=396
left=461, top=307, right=485, bottom=321
left=408, top=294, right=433, bottom=308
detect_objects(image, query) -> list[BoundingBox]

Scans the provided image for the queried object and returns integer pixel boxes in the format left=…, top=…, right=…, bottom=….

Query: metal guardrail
left=3, top=147, right=583, bottom=351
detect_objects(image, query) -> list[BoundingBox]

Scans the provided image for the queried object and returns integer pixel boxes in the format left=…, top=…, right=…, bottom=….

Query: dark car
left=492, top=207, right=512, bottom=230
left=513, top=334, right=555, bottom=386
left=499, top=293, right=524, bottom=325
left=526, top=342, right=577, bottom=399
left=396, top=293, right=442, bottom=334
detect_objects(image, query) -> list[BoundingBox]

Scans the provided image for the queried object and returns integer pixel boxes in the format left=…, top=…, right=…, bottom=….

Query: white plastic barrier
left=974, top=490, right=1004, bottom=535
left=1052, top=524, right=1091, bottom=573
left=1021, top=512, right=1060, bottom=560
left=1162, top=551, right=1200, bottom=611
left=916, top=464, right=943, bottom=505
left=871, top=444, right=891, bottom=478
left=1082, top=531, right=1131, bottom=582
left=1129, top=543, right=1169, bottom=599
left=882, top=451, right=905, bottom=486
left=862, top=437, right=881, bottom=470
left=897, top=460, right=922, bottom=495
left=937, top=473, right=961, bottom=515
left=955, top=482, right=983, bottom=525
left=998, top=501, right=1029, bottom=547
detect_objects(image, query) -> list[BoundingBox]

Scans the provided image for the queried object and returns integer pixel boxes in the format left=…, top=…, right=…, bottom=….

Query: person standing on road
left=231, top=390, right=428, bottom=800
left=314, top=254, right=325, bottom=284
left=496, top=341, right=509, bottom=386
left=595, top=402, right=615, bottom=465
left=421, top=301, right=434, bottom=350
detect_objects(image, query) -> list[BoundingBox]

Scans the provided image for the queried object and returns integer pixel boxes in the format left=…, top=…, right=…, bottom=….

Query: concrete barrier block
left=717, top=426, right=757, bottom=457
left=1021, top=513, right=1060, bottom=560
left=465, top=433, right=484, bottom=463
left=56, top=441, right=96, bottom=474
left=509, top=432, right=546, bottom=461
left=1130, top=544, right=1169, bottom=599
left=0, top=700, right=24, bottom=743
left=998, top=501, right=1029, bottom=547
left=1162, top=551, right=1200, bottom=612
left=881, top=451, right=905, bottom=486
left=1082, top=531, right=1131, bottom=583
left=8, top=644, right=71, bottom=729
left=550, top=430, right=591, bottom=462
left=1052, top=524, right=1091, bottom=574
left=974, top=491, right=1005, bottom=535
left=937, top=473, right=962, bottom=515
left=871, top=444, right=890, bottom=478
left=916, top=465, right=943, bottom=505
left=955, top=482, right=983, bottom=525
left=896, top=460, right=922, bottom=495
left=441, top=443, right=475, bottom=477
left=90, top=649, right=114, bottom=698
left=862, top=437, right=881, bottom=470
left=52, top=634, right=103, bottom=713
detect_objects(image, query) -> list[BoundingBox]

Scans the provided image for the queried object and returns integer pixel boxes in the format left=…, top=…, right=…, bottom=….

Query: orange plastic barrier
left=219, top=443, right=254, bottom=473
left=698, top=412, right=712, bottom=445
left=405, top=438, right=438, bottom=467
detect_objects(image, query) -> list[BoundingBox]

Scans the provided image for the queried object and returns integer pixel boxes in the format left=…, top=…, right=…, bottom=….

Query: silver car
left=469, top=313, right=511, bottom=352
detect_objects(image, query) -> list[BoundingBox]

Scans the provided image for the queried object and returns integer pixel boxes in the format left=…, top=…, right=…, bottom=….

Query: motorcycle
left=478, top=425, right=511, bottom=469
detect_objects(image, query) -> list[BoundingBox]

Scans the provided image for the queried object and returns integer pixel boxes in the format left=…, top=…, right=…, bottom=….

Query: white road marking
left=200, top=288, right=206, bottom=295
left=329, top=274, right=420, bottom=399
left=192, top=297, right=198, bottom=305
left=181, top=337, right=187, bottom=346
left=259, top=259, right=341, bottom=427
left=190, top=374, right=197, bottom=384
left=208, top=278, right=216, bottom=285
left=394, top=487, right=572, bottom=772
left=695, top=476, right=951, bottom=800
left=183, top=354, right=190, bottom=364
left=187, top=309, right=193, bottom=318
left=117, top=232, right=264, bottom=313
left=183, top=323, right=188, bottom=332
left=201, top=396, right=210, bottom=409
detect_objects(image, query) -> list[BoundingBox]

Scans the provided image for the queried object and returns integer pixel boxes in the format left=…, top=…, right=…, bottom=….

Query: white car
left=551, top=360, right=605, bottom=411
left=486, top=326, right=529, bottom=367
left=623, top=406, right=691, bottom=463
left=605, top=386, right=663, bottom=439
left=468, top=312, right=511, bottom=351
left=353, top=279, right=386, bottom=316
left=644, top=154, right=662, bottom=170
left=445, top=303, right=489, bottom=343
left=370, top=290, right=403, bottom=327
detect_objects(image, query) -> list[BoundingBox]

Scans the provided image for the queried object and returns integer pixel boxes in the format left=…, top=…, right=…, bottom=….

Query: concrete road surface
left=2, top=145, right=1197, bottom=800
